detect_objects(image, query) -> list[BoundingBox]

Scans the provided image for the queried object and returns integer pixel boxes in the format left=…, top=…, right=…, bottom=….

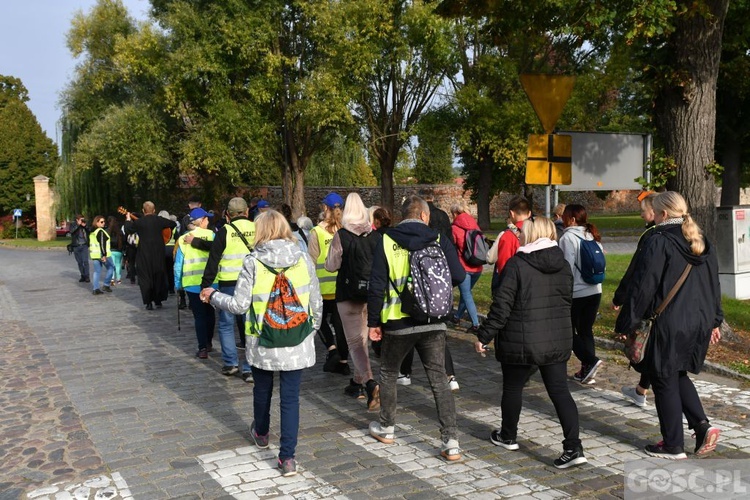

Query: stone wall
left=232, top=184, right=643, bottom=221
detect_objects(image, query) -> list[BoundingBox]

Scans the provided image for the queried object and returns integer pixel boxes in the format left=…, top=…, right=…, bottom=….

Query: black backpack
left=337, top=229, right=380, bottom=302
left=463, top=228, right=489, bottom=266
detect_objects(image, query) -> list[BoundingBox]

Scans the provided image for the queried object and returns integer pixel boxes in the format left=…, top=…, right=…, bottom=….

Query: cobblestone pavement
left=1, top=245, right=749, bottom=500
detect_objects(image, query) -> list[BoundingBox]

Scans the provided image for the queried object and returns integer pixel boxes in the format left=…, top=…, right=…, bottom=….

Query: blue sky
left=0, top=0, right=148, bottom=145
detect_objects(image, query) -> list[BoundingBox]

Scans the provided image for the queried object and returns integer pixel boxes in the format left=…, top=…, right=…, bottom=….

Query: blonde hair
left=368, top=205, right=380, bottom=225
left=652, top=191, right=705, bottom=255
left=254, top=209, right=295, bottom=246
left=342, top=192, right=370, bottom=227
left=553, top=203, right=565, bottom=219
left=450, top=200, right=468, bottom=217
left=521, top=216, right=557, bottom=244
left=321, top=206, right=343, bottom=234
left=142, top=201, right=155, bottom=214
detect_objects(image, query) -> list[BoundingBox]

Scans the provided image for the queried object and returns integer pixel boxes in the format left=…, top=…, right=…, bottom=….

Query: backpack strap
left=296, top=228, right=308, bottom=245
left=227, top=221, right=253, bottom=252
left=257, top=259, right=280, bottom=276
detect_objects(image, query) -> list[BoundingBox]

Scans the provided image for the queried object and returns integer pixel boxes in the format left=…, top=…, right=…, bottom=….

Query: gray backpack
left=389, top=240, right=453, bottom=323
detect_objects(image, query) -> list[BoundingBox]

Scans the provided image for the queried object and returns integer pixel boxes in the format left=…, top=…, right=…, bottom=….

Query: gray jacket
left=211, top=239, right=323, bottom=371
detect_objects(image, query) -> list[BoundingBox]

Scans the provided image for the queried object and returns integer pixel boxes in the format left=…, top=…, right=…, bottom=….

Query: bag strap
left=653, top=263, right=692, bottom=317
left=227, top=221, right=253, bottom=252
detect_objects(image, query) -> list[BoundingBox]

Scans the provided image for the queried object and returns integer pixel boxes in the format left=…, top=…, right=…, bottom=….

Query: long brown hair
left=562, top=204, right=601, bottom=242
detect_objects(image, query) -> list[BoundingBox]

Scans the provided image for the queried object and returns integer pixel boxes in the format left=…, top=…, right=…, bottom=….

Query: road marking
left=197, top=447, right=345, bottom=499
left=25, top=473, right=132, bottom=499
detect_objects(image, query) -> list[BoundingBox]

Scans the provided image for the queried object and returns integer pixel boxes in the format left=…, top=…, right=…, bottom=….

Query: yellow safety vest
left=312, top=226, right=337, bottom=297
left=380, top=234, right=411, bottom=323
left=245, top=257, right=312, bottom=337
left=217, top=219, right=255, bottom=282
left=179, top=227, right=215, bottom=288
left=89, top=228, right=110, bottom=260
left=166, top=227, right=177, bottom=246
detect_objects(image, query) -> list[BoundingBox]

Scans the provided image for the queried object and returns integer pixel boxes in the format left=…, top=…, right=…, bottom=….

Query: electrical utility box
left=716, top=206, right=750, bottom=300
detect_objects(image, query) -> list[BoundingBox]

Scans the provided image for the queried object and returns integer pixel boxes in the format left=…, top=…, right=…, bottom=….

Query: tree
left=0, top=76, right=59, bottom=214
left=339, top=0, right=459, bottom=212
left=413, top=108, right=456, bottom=184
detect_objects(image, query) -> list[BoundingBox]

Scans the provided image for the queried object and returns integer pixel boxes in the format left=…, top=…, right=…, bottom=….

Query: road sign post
left=13, top=209, right=22, bottom=239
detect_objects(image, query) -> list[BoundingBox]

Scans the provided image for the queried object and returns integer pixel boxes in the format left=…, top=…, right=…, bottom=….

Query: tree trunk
left=292, top=164, right=306, bottom=219
left=719, top=134, right=741, bottom=206
left=656, top=0, right=729, bottom=242
left=476, top=161, right=492, bottom=230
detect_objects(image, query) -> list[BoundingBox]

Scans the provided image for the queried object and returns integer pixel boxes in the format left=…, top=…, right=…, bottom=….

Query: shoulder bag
left=624, top=263, right=692, bottom=364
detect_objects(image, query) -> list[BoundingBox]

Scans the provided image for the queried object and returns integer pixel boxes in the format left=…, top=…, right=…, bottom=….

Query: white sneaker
left=369, top=421, right=395, bottom=444
left=396, top=373, right=411, bottom=386
left=621, top=386, right=647, bottom=407
left=448, top=376, right=459, bottom=391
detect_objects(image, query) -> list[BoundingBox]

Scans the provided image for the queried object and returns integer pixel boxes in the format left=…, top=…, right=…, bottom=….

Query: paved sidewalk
left=1, top=246, right=749, bottom=499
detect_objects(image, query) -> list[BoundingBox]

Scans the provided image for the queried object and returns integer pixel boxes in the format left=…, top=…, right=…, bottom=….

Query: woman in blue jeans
left=203, top=210, right=323, bottom=477
left=449, top=202, right=483, bottom=332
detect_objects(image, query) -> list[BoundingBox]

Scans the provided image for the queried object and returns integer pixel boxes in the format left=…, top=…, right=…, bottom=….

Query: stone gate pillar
left=34, top=175, right=56, bottom=241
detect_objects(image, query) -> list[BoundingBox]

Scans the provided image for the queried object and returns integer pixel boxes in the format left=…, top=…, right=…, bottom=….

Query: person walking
left=69, top=215, right=90, bottom=283
left=486, top=196, right=531, bottom=292
left=450, top=200, right=483, bottom=332
left=475, top=217, right=586, bottom=469
left=201, top=209, right=322, bottom=477
left=124, top=202, right=177, bottom=310
left=308, top=192, right=349, bottom=375
left=89, top=216, right=114, bottom=295
left=367, top=195, right=466, bottom=461
left=558, top=204, right=604, bottom=384
left=613, top=191, right=658, bottom=407
left=107, top=216, right=125, bottom=286
left=616, top=191, right=723, bottom=459
left=325, top=192, right=382, bottom=410
left=187, top=197, right=254, bottom=380
left=174, top=208, right=216, bottom=359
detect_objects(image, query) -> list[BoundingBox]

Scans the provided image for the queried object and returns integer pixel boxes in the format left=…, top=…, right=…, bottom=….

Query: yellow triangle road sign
left=520, top=74, right=576, bottom=134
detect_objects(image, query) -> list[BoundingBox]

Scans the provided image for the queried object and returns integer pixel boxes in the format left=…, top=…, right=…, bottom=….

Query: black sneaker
left=79, top=276, right=86, bottom=282
left=92, top=289, right=103, bottom=295
left=323, top=349, right=341, bottom=372
left=490, top=430, right=519, bottom=450
left=344, top=379, right=365, bottom=398
left=221, top=365, right=239, bottom=376
left=580, top=360, right=602, bottom=384
left=554, top=447, right=588, bottom=469
left=241, top=372, right=253, bottom=383
left=155, top=302, right=163, bottom=309
left=333, top=362, right=351, bottom=376
left=644, top=442, right=687, bottom=460
left=693, top=421, right=720, bottom=455
left=466, top=325, right=479, bottom=334
left=102, top=285, right=112, bottom=293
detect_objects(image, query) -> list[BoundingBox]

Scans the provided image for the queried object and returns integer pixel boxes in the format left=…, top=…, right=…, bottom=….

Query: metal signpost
left=13, top=208, right=22, bottom=239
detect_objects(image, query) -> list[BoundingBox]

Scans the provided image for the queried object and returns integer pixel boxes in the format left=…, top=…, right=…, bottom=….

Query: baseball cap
left=256, top=200, right=269, bottom=208
left=189, top=208, right=213, bottom=221
left=322, top=192, right=344, bottom=208
left=227, top=197, right=248, bottom=214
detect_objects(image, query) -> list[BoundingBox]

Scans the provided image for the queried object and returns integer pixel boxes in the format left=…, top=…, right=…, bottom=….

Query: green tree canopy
left=0, top=76, right=59, bottom=214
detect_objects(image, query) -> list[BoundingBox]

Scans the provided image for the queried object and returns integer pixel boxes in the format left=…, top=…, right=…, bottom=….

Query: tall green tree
left=0, top=76, right=59, bottom=214
left=413, top=108, right=456, bottom=184
left=335, top=0, right=459, bottom=212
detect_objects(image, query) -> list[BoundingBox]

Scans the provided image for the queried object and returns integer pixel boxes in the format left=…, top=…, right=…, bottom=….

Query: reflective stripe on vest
left=381, top=234, right=411, bottom=323
left=245, top=257, right=312, bottom=337
left=89, top=228, right=110, bottom=259
left=180, top=227, right=214, bottom=288
left=217, top=219, right=256, bottom=281
left=312, top=226, right=337, bottom=296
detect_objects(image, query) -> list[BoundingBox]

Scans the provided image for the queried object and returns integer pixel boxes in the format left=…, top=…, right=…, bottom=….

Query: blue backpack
left=575, top=236, right=606, bottom=284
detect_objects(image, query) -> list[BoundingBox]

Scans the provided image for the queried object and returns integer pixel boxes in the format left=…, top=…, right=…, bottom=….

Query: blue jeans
left=217, top=285, right=250, bottom=371
left=251, top=367, right=303, bottom=461
left=74, top=245, right=89, bottom=279
left=456, top=271, right=481, bottom=327
left=92, top=258, right=114, bottom=291
left=379, top=329, right=457, bottom=443
left=187, top=291, right=215, bottom=351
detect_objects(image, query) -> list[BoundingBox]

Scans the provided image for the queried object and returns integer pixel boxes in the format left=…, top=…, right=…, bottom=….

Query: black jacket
left=615, top=224, right=723, bottom=377
left=367, top=219, right=465, bottom=330
left=612, top=222, right=656, bottom=307
left=477, top=244, right=573, bottom=365
left=428, top=202, right=452, bottom=242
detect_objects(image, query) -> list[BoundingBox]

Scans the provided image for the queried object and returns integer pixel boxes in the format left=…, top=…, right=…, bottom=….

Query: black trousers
left=571, top=293, right=601, bottom=366
left=500, top=362, right=581, bottom=450
left=650, top=370, right=707, bottom=449
left=316, top=299, right=347, bottom=360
